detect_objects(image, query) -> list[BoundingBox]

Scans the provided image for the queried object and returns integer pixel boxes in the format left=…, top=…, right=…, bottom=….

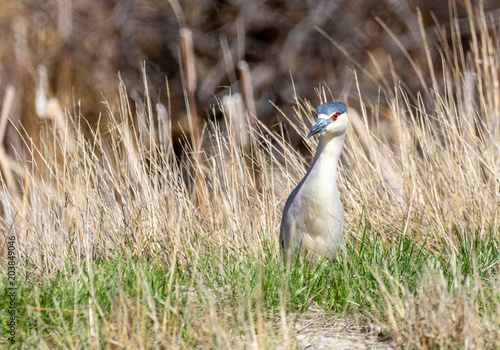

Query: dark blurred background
left=0, top=0, right=499, bottom=156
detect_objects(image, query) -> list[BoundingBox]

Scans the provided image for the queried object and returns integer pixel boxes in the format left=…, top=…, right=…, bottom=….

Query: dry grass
left=0, top=2, right=499, bottom=349
left=368, top=264, right=500, bottom=349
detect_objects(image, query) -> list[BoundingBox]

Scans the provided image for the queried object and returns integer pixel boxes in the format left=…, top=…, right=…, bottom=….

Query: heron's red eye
left=332, top=113, right=339, bottom=120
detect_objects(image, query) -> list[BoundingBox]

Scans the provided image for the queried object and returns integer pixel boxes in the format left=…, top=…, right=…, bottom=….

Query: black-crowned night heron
left=280, top=102, right=348, bottom=261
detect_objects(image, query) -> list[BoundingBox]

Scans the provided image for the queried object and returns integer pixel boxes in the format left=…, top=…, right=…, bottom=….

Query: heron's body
left=280, top=102, right=348, bottom=261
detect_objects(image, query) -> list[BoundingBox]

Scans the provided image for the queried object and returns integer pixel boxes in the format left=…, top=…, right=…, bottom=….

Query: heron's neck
left=310, top=133, right=345, bottom=179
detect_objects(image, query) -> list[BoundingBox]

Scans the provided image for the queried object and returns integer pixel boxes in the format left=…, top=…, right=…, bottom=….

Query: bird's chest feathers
left=300, top=136, right=343, bottom=213
left=306, top=150, right=340, bottom=198
left=302, top=171, right=339, bottom=208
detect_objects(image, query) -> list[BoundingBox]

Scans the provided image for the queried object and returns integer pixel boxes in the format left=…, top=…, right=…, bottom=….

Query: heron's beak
left=307, top=118, right=332, bottom=138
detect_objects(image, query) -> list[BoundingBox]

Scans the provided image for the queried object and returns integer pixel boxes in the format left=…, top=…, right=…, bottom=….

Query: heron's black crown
left=316, top=102, right=346, bottom=116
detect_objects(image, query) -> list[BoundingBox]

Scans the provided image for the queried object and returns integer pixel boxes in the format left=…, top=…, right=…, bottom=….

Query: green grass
left=2, top=223, right=498, bottom=348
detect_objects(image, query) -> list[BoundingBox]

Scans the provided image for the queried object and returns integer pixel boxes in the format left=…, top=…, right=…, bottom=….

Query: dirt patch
left=292, top=305, right=395, bottom=349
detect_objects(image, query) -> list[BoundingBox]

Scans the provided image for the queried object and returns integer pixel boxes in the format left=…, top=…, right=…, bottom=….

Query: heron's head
left=307, top=102, right=348, bottom=138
